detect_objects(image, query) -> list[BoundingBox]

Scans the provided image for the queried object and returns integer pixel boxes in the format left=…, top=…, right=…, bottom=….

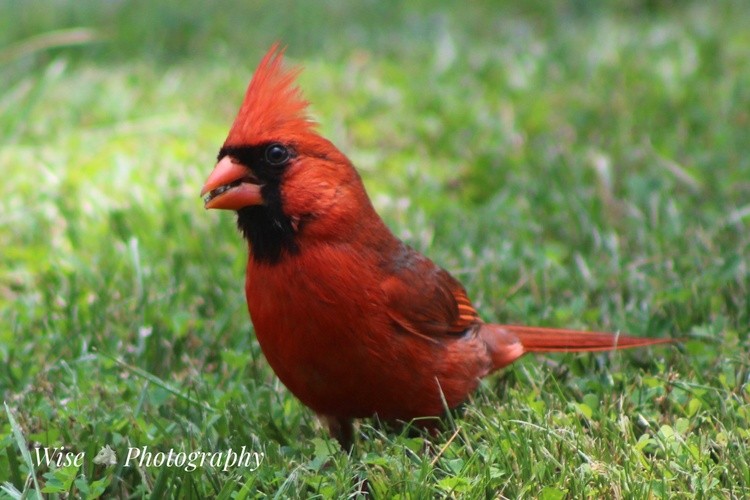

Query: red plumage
left=225, top=43, right=313, bottom=146
left=201, top=45, right=674, bottom=447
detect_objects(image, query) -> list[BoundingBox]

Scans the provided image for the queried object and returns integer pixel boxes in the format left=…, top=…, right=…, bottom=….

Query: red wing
left=380, top=246, right=480, bottom=341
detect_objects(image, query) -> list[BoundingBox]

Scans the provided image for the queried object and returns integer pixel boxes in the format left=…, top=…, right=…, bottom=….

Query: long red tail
left=505, top=325, right=675, bottom=352
left=479, top=324, right=675, bottom=370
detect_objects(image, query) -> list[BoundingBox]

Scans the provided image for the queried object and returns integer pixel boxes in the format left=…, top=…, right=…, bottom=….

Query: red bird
left=201, top=45, right=673, bottom=447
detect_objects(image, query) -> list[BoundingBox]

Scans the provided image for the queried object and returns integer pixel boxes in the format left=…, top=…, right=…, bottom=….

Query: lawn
left=1, top=0, right=749, bottom=497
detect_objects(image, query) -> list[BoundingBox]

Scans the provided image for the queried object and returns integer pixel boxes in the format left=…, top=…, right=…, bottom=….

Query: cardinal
left=201, top=45, right=673, bottom=448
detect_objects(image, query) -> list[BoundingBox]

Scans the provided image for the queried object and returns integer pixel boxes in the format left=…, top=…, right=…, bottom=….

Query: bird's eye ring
left=265, top=143, right=290, bottom=165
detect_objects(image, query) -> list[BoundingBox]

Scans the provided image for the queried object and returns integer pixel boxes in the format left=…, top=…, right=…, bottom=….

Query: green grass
left=1, top=0, right=749, bottom=497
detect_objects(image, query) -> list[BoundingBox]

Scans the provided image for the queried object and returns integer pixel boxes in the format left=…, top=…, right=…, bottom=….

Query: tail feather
left=504, top=324, right=675, bottom=352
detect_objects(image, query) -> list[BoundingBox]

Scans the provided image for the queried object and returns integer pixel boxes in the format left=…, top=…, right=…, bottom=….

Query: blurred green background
left=1, top=0, right=749, bottom=497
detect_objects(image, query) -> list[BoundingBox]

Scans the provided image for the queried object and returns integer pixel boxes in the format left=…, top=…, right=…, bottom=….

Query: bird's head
left=201, top=44, right=373, bottom=264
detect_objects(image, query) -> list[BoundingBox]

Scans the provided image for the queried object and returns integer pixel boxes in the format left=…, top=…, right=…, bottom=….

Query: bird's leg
left=320, top=415, right=354, bottom=450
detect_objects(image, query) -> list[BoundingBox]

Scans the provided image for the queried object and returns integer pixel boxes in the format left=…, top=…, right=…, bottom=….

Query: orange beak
left=200, top=156, right=264, bottom=210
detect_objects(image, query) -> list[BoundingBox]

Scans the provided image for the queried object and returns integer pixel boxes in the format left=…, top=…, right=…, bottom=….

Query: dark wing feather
left=380, top=244, right=480, bottom=341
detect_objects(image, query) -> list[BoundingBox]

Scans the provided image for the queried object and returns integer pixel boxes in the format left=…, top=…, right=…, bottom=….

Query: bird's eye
left=265, top=144, right=290, bottom=165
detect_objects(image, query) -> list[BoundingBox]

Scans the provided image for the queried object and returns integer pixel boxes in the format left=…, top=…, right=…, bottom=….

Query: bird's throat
left=237, top=204, right=299, bottom=264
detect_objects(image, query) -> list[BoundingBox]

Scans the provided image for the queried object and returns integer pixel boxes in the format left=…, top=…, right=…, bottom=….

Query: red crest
left=224, top=43, right=314, bottom=147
